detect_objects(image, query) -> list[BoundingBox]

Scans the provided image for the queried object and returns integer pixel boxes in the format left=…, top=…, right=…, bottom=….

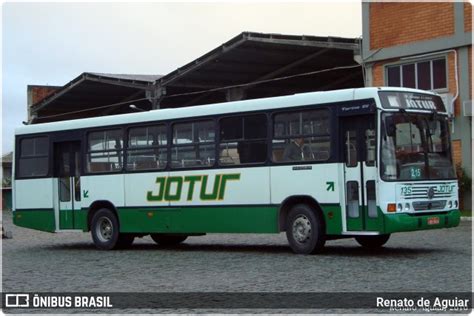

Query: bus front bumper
left=383, top=210, right=461, bottom=234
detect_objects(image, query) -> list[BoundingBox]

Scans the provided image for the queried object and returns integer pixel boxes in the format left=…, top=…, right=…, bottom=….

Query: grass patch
left=460, top=209, right=472, bottom=217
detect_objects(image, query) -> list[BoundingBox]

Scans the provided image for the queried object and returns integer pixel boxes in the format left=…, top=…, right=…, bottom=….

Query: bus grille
left=403, top=184, right=453, bottom=200
left=412, top=200, right=447, bottom=211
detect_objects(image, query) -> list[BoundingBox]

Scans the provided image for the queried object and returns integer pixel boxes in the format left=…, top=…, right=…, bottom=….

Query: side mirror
left=386, top=116, right=396, bottom=137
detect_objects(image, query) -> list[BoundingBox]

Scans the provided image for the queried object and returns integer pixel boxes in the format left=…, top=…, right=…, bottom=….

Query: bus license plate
left=427, top=217, right=440, bottom=225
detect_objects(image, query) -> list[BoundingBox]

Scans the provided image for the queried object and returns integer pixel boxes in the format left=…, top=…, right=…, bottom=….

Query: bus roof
left=15, top=87, right=437, bottom=135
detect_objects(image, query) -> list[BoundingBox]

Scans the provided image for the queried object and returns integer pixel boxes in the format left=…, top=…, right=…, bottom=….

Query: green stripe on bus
left=59, top=209, right=88, bottom=230
left=13, top=209, right=55, bottom=233
left=117, top=206, right=279, bottom=234
left=320, top=204, right=343, bottom=235
left=13, top=206, right=459, bottom=236
left=383, top=210, right=461, bottom=233
left=10, top=204, right=351, bottom=235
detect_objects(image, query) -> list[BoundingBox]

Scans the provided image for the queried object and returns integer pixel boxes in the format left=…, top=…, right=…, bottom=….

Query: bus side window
left=365, top=129, right=376, bottom=166
left=126, top=125, right=167, bottom=171
left=87, top=129, right=124, bottom=173
left=219, top=114, right=267, bottom=165
left=18, top=136, right=49, bottom=178
left=346, top=181, right=359, bottom=218
left=272, top=109, right=331, bottom=163
left=171, top=120, right=215, bottom=169
left=345, top=130, right=357, bottom=167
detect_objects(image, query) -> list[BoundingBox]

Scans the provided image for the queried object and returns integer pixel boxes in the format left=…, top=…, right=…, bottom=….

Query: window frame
left=86, top=128, right=125, bottom=174
left=384, top=56, right=448, bottom=93
left=271, top=107, right=332, bottom=164
left=217, top=113, right=269, bottom=166
left=125, top=123, right=169, bottom=172
left=170, top=118, right=217, bottom=169
left=16, top=135, right=50, bottom=179
left=17, top=102, right=342, bottom=178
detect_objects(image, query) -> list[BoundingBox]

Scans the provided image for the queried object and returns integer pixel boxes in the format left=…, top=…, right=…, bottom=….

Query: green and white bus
left=13, top=87, right=460, bottom=254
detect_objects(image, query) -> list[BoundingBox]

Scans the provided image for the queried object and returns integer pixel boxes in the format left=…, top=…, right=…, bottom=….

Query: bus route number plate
left=427, top=217, right=440, bottom=225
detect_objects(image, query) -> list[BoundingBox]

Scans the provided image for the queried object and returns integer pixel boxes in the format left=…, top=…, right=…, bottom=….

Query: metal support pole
left=147, top=87, right=166, bottom=110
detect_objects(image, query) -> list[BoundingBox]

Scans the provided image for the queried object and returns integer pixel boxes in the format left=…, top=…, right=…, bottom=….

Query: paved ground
left=1, top=211, right=472, bottom=313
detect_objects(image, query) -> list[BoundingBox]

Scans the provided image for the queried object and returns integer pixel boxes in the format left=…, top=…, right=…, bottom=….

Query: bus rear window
left=18, top=136, right=49, bottom=177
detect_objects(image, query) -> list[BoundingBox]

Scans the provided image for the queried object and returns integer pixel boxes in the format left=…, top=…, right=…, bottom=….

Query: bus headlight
left=448, top=201, right=452, bottom=208
left=404, top=203, right=410, bottom=211
left=397, top=203, right=403, bottom=212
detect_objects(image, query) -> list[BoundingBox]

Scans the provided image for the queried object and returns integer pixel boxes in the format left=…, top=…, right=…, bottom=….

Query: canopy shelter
left=30, top=32, right=363, bottom=123
left=30, top=73, right=162, bottom=123
left=154, top=32, right=363, bottom=109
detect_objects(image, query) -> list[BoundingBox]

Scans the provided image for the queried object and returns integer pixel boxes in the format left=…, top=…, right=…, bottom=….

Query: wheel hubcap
left=96, top=217, right=113, bottom=242
left=292, top=215, right=312, bottom=243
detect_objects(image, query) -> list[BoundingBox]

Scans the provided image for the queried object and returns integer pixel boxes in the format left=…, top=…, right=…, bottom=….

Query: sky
left=2, top=2, right=362, bottom=154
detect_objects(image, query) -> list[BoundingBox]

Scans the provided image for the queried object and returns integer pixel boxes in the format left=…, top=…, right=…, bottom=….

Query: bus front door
left=341, top=114, right=378, bottom=232
left=55, top=142, right=82, bottom=230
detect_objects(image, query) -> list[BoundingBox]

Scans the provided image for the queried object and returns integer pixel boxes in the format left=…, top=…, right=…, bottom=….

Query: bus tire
left=116, top=234, right=135, bottom=249
left=355, top=234, right=390, bottom=249
left=286, top=204, right=326, bottom=254
left=91, top=208, right=120, bottom=250
left=150, top=234, right=187, bottom=246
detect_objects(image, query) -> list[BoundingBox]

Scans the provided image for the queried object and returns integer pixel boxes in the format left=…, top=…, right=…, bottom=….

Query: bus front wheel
left=355, top=234, right=390, bottom=249
left=286, top=204, right=326, bottom=254
left=150, top=234, right=187, bottom=246
left=91, top=208, right=121, bottom=250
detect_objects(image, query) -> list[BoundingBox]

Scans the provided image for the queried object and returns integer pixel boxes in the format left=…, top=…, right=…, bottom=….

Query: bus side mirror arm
left=385, top=116, right=396, bottom=138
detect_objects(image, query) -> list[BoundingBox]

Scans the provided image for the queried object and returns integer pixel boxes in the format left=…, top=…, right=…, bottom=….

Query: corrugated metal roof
left=30, top=31, right=363, bottom=123
left=88, top=73, right=162, bottom=82
left=30, top=72, right=164, bottom=118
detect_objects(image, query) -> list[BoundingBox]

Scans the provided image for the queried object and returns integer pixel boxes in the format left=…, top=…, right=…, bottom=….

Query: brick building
left=27, top=85, right=62, bottom=120
left=362, top=2, right=472, bottom=209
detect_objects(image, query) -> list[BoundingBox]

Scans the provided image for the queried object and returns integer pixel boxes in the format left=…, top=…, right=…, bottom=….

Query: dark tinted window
left=417, top=61, right=431, bottom=90
left=433, top=58, right=447, bottom=89
left=402, top=64, right=416, bottom=88
left=219, top=114, right=267, bottom=165
left=387, top=66, right=401, bottom=87
left=386, top=58, right=447, bottom=91
left=18, top=136, right=49, bottom=177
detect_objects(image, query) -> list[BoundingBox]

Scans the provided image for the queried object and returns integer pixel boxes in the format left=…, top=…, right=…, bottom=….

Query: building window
left=87, top=129, right=123, bottom=173
left=18, top=136, right=49, bottom=177
left=272, top=109, right=331, bottom=163
left=126, top=125, right=168, bottom=171
left=386, top=58, right=447, bottom=91
left=171, top=120, right=215, bottom=168
left=219, top=114, right=267, bottom=165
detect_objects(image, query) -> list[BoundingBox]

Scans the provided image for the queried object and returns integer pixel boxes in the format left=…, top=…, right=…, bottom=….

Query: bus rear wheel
left=286, top=204, right=326, bottom=254
left=151, top=234, right=187, bottom=246
left=355, top=234, right=390, bottom=249
left=91, top=208, right=121, bottom=250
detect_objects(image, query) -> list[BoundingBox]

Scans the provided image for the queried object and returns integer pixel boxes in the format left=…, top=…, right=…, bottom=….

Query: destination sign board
left=379, top=91, right=447, bottom=113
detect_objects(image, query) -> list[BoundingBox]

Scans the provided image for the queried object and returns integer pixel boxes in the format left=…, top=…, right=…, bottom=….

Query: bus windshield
left=380, top=112, right=455, bottom=181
